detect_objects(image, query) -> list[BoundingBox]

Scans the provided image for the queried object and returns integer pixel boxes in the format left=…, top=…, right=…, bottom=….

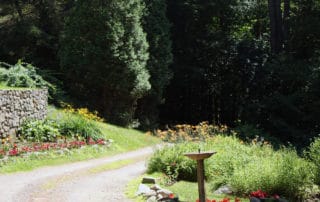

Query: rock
left=150, top=184, right=162, bottom=191
left=213, top=185, right=233, bottom=194
left=0, top=114, right=5, bottom=123
left=136, top=184, right=151, bottom=195
left=146, top=196, right=157, bottom=202
left=157, top=188, right=173, bottom=198
left=145, top=190, right=157, bottom=197
left=142, top=177, right=156, bottom=184
left=0, top=89, right=48, bottom=136
left=157, top=193, right=164, bottom=200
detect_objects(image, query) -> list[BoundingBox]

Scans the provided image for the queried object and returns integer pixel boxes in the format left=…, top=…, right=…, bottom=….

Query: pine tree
left=59, top=0, right=150, bottom=126
left=136, top=0, right=173, bottom=129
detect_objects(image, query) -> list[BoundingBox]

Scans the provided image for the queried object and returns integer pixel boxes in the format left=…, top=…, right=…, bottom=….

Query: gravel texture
left=0, top=146, right=156, bottom=202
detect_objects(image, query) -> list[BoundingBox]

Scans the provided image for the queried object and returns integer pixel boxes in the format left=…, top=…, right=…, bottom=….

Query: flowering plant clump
left=250, top=190, right=268, bottom=198
left=62, top=103, right=104, bottom=122
left=0, top=138, right=109, bottom=159
left=196, top=197, right=240, bottom=202
left=154, top=122, right=233, bottom=142
left=250, top=190, right=280, bottom=199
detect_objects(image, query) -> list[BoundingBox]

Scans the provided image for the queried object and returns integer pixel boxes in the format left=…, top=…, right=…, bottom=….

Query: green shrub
left=147, top=135, right=316, bottom=200
left=0, top=61, right=62, bottom=103
left=0, top=61, right=54, bottom=90
left=305, top=137, right=320, bottom=185
left=230, top=148, right=315, bottom=200
left=147, top=143, right=198, bottom=182
left=18, top=119, right=60, bottom=142
left=49, top=111, right=103, bottom=141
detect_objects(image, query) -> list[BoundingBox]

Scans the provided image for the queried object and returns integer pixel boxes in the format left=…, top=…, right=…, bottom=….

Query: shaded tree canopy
left=0, top=0, right=319, bottom=147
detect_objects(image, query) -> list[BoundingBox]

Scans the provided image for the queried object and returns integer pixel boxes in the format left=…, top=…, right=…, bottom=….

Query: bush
left=48, top=107, right=103, bottom=141
left=18, top=120, right=60, bottom=142
left=147, top=143, right=198, bottom=183
left=305, top=137, right=320, bottom=185
left=147, top=135, right=316, bottom=200
left=0, top=61, right=62, bottom=103
left=57, top=114, right=102, bottom=141
left=0, top=61, right=54, bottom=90
left=230, top=148, right=315, bottom=200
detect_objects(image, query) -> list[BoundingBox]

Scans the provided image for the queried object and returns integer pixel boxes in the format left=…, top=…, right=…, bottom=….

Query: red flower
left=220, top=198, right=230, bottom=202
left=235, top=198, right=241, bottom=202
left=21, top=146, right=32, bottom=153
left=250, top=190, right=268, bottom=198
left=9, top=148, right=18, bottom=156
left=169, top=193, right=174, bottom=199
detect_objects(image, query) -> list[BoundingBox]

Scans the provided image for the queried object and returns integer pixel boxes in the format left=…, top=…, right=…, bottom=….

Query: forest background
left=0, top=0, right=319, bottom=148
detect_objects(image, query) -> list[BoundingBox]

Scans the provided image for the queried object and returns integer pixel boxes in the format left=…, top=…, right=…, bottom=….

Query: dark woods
left=0, top=0, right=319, bottom=147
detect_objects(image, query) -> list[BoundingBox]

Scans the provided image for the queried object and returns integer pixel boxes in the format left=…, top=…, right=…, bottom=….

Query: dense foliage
left=0, top=0, right=319, bottom=146
left=48, top=106, right=104, bottom=141
left=0, top=61, right=53, bottom=90
left=18, top=119, right=60, bottom=142
left=147, top=136, right=316, bottom=200
left=135, top=0, right=173, bottom=129
left=305, top=137, right=320, bottom=185
left=17, top=106, right=103, bottom=143
left=59, top=0, right=150, bottom=126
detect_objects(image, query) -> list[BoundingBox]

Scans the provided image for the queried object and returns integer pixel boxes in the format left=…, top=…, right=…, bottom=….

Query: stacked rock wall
left=0, top=89, right=48, bottom=136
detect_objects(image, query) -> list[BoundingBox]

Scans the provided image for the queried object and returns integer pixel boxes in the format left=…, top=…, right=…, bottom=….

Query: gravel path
left=0, top=146, right=157, bottom=202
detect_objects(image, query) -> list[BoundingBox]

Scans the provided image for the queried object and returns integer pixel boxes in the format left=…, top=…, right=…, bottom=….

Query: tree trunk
left=283, top=0, right=290, bottom=47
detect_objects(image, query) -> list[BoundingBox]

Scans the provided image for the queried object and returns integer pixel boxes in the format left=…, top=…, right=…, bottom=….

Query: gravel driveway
left=0, top=146, right=156, bottom=202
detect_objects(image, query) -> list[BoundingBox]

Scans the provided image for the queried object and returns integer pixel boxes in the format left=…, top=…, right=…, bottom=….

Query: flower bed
left=196, top=197, right=241, bottom=202
left=0, top=138, right=110, bottom=159
left=249, top=190, right=287, bottom=202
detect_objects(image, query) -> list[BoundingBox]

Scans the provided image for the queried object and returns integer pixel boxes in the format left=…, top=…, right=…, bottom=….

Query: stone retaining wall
left=0, top=89, right=48, bottom=136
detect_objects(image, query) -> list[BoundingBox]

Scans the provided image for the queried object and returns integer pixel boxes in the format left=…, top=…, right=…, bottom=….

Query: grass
left=0, top=146, right=113, bottom=173
left=88, top=155, right=149, bottom=174
left=96, top=122, right=159, bottom=151
left=0, top=107, right=160, bottom=173
left=126, top=173, right=250, bottom=202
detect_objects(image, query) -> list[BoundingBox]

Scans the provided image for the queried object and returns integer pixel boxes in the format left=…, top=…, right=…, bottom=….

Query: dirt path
left=0, top=146, right=157, bottom=202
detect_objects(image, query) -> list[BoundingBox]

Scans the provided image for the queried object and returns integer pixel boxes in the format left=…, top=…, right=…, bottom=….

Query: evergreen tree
left=59, top=0, right=150, bottom=126
left=136, top=0, right=173, bottom=129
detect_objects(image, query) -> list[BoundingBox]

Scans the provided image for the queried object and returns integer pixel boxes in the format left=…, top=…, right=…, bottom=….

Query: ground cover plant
left=147, top=124, right=318, bottom=201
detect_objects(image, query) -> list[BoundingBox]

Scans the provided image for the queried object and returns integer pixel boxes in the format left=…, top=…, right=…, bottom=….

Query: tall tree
left=268, top=0, right=283, bottom=53
left=135, top=0, right=173, bottom=129
left=59, top=0, right=150, bottom=126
